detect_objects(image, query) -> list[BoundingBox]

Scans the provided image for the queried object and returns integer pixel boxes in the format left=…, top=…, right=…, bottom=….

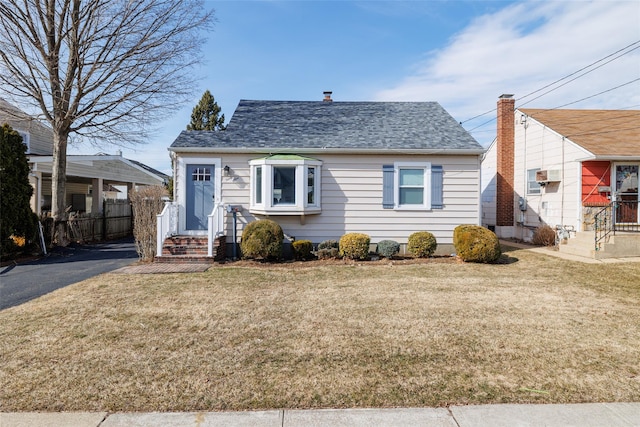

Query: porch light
left=223, top=165, right=230, bottom=176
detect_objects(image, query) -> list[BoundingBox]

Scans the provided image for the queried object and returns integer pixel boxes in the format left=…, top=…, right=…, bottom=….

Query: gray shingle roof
left=170, top=100, right=482, bottom=152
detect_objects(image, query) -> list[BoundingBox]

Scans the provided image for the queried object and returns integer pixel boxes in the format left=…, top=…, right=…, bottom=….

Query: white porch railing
left=207, top=202, right=224, bottom=256
left=156, top=201, right=224, bottom=258
left=156, top=201, right=178, bottom=257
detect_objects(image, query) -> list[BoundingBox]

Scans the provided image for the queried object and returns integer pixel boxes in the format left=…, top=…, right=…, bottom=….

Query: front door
left=186, top=164, right=215, bottom=230
left=614, top=164, right=639, bottom=224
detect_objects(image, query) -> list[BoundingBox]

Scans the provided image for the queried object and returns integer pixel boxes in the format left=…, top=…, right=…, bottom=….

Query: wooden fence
left=43, top=199, right=132, bottom=245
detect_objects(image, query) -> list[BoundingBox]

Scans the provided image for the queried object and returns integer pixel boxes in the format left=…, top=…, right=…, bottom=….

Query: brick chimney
left=496, top=94, right=515, bottom=227
left=323, top=91, right=333, bottom=102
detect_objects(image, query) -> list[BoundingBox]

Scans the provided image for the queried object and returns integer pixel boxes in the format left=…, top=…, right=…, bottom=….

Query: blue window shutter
left=431, top=165, right=443, bottom=209
left=382, top=165, right=394, bottom=209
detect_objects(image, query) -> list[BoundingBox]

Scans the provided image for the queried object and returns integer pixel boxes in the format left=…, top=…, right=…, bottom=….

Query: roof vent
left=323, top=91, right=333, bottom=102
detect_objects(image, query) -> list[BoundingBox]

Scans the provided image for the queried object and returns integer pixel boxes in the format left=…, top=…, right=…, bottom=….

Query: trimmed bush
left=318, top=239, right=338, bottom=250
left=316, top=239, right=340, bottom=260
left=292, top=240, right=314, bottom=260
left=240, top=219, right=284, bottom=260
left=453, top=224, right=501, bottom=263
left=407, top=231, right=437, bottom=258
left=532, top=224, right=556, bottom=246
left=339, top=233, right=370, bottom=260
left=376, top=240, right=400, bottom=258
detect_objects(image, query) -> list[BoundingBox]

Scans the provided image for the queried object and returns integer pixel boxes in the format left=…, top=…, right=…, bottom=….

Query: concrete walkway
left=500, top=240, right=640, bottom=264
left=2, top=403, right=639, bottom=426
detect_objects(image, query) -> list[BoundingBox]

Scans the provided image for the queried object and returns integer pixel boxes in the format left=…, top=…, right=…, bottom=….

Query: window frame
left=527, top=168, right=542, bottom=195
left=249, top=157, right=322, bottom=215
left=393, top=162, right=432, bottom=210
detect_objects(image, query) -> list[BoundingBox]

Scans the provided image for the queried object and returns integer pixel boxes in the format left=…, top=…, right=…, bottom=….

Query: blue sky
left=70, top=0, right=640, bottom=174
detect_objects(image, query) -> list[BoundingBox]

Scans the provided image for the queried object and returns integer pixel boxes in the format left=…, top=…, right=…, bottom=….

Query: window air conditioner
left=536, top=169, right=561, bottom=183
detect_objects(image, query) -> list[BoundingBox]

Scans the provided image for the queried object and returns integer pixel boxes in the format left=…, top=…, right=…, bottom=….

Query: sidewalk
left=2, top=403, right=639, bottom=426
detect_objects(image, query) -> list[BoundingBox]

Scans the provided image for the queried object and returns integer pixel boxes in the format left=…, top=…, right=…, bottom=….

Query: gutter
left=168, top=147, right=486, bottom=156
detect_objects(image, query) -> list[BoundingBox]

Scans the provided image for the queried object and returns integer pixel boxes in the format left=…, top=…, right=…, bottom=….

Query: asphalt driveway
left=0, top=238, right=138, bottom=310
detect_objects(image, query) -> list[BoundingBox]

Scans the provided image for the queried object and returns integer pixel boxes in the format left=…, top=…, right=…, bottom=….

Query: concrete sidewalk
left=500, top=239, right=640, bottom=264
left=2, top=403, right=639, bottom=426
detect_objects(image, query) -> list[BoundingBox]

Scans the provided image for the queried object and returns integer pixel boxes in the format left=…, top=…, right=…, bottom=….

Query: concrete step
left=559, top=231, right=640, bottom=259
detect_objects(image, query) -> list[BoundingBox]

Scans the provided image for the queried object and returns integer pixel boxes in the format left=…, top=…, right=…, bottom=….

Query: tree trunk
left=51, top=129, right=69, bottom=246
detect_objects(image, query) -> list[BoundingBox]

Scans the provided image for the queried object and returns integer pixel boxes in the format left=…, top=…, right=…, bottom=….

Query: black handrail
left=594, top=203, right=613, bottom=252
left=593, top=200, right=639, bottom=251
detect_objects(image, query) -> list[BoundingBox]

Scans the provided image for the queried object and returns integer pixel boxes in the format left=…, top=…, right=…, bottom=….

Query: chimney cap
left=323, top=91, right=333, bottom=102
left=499, top=94, right=514, bottom=99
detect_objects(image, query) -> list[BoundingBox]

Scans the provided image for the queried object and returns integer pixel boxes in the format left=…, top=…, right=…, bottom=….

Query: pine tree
left=0, top=123, right=37, bottom=255
left=187, top=90, right=226, bottom=131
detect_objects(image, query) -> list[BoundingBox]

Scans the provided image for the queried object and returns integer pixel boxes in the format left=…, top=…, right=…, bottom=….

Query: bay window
left=250, top=155, right=322, bottom=215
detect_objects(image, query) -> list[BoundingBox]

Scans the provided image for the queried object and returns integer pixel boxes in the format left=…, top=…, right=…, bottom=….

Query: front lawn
left=1, top=246, right=639, bottom=411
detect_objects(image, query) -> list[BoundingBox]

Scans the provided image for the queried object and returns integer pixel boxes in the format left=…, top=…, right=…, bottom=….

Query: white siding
left=0, top=101, right=53, bottom=155
left=480, top=139, right=497, bottom=228
left=513, top=114, right=590, bottom=240
left=184, top=152, right=481, bottom=245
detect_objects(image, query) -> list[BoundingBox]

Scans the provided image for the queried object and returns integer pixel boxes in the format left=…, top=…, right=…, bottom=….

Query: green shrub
left=407, top=231, right=437, bottom=258
left=316, top=239, right=340, bottom=260
left=318, top=239, right=338, bottom=250
left=292, top=239, right=314, bottom=260
left=376, top=240, right=400, bottom=258
left=240, top=219, right=284, bottom=260
left=339, top=233, right=370, bottom=260
left=1, top=124, right=38, bottom=259
left=532, top=224, right=556, bottom=246
left=453, top=224, right=501, bottom=263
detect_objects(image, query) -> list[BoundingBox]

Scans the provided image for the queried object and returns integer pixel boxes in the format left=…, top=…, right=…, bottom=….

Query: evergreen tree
left=187, top=90, right=226, bottom=131
left=0, top=123, right=37, bottom=254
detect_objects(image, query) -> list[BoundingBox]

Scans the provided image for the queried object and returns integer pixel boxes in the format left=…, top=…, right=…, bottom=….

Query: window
left=191, top=166, right=211, bottom=181
left=250, top=155, right=322, bottom=215
left=527, top=168, right=541, bottom=194
left=399, top=168, right=424, bottom=205
left=254, top=166, right=263, bottom=204
left=382, top=162, right=443, bottom=210
left=16, top=130, right=30, bottom=153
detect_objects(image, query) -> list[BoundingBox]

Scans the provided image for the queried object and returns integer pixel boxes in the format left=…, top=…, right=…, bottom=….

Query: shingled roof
left=170, top=100, right=483, bottom=153
left=520, top=108, right=640, bottom=157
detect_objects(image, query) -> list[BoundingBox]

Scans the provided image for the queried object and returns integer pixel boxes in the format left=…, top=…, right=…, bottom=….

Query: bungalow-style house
left=481, top=94, right=640, bottom=258
left=0, top=98, right=168, bottom=215
left=158, top=92, right=485, bottom=261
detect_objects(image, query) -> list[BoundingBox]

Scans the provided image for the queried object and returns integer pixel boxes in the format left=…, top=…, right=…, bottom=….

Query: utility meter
left=518, top=197, right=527, bottom=211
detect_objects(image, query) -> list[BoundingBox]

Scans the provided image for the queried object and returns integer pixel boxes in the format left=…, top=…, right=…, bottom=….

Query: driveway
left=0, top=238, right=138, bottom=310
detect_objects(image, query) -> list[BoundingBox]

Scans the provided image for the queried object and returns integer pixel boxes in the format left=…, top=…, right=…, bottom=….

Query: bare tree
left=0, top=0, right=214, bottom=244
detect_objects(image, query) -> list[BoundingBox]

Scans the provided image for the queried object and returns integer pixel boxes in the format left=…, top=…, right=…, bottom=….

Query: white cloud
left=375, top=1, right=640, bottom=145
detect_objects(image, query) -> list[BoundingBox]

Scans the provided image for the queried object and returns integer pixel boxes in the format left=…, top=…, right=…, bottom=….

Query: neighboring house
left=0, top=98, right=169, bottom=215
left=482, top=94, right=640, bottom=244
left=159, top=92, right=485, bottom=259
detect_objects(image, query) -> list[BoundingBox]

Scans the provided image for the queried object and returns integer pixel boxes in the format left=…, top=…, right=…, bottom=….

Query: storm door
left=614, top=164, right=639, bottom=224
left=186, top=164, right=215, bottom=230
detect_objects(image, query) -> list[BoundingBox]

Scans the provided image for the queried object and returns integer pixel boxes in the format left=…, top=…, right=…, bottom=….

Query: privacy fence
left=42, top=199, right=132, bottom=245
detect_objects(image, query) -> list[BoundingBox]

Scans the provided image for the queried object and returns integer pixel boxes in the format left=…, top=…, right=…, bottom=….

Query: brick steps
left=155, top=235, right=226, bottom=264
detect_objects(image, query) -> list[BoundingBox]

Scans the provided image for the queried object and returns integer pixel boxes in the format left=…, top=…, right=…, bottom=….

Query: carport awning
left=29, top=155, right=167, bottom=186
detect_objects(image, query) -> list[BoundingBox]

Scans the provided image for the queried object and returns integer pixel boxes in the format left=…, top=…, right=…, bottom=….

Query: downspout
left=561, top=136, right=565, bottom=228
left=477, top=154, right=482, bottom=226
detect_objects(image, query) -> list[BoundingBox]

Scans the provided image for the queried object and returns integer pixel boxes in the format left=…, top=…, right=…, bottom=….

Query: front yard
left=1, top=245, right=639, bottom=411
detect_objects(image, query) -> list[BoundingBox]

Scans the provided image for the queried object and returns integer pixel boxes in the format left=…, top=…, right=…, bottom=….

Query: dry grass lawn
left=1, top=245, right=639, bottom=411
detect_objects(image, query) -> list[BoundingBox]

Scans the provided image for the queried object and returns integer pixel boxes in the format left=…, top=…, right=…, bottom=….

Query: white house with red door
left=481, top=94, right=640, bottom=258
